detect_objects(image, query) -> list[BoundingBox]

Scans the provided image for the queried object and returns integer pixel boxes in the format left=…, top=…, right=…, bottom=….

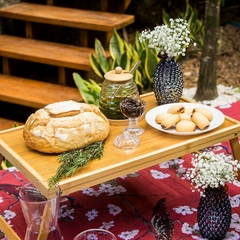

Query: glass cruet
left=99, top=66, right=140, bottom=120
left=19, top=181, right=64, bottom=240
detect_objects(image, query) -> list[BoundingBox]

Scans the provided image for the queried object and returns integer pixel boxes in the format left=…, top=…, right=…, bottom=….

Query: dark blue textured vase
left=153, top=54, right=183, bottom=105
left=197, top=186, right=231, bottom=240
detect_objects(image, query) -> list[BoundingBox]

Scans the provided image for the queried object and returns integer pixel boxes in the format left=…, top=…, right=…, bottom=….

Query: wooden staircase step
left=0, top=118, right=23, bottom=131
left=0, top=34, right=98, bottom=84
left=0, top=2, right=134, bottom=32
left=0, top=34, right=94, bottom=71
left=47, top=0, right=132, bottom=13
left=0, top=2, right=134, bottom=46
left=0, top=74, right=82, bottom=109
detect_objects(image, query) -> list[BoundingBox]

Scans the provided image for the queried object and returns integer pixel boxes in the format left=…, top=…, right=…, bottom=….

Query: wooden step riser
left=0, top=1, right=133, bottom=132
left=0, top=74, right=82, bottom=109
left=0, top=2, right=134, bottom=47
left=0, top=34, right=99, bottom=84
left=0, top=118, right=23, bottom=131
left=46, top=0, right=132, bottom=13
left=0, top=35, right=94, bottom=70
left=0, top=3, right=134, bottom=31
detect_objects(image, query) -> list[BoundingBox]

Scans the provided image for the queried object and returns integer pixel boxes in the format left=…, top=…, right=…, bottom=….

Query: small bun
left=191, top=112, right=210, bottom=130
left=156, top=113, right=173, bottom=124
left=179, top=113, right=191, bottom=121
left=161, top=114, right=180, bottom=129
left=194, top=108, right=213, bottom=121
left=184, top=108, right=194, bottom=114
left=176, top=120, right=196, bottom=132
left=167, top=105, right=185, bottom=114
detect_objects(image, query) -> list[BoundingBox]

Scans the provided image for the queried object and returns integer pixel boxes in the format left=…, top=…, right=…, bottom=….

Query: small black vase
left=153, top=53, right=183, bottom=105
left=197, top=186, right=231, bottom=240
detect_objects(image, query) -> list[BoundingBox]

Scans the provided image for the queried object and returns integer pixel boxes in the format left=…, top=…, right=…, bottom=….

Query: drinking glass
left=73, top=229, right=117, bottom=240
left=120, top=98, right=146, bottom=135
left=19, top=181, right=63, bottom=240
left=114, top=98, right=146, bottom=149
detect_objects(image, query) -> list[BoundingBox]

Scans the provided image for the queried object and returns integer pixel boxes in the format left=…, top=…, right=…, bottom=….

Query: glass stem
left=128, top=118, right=138, bottom=130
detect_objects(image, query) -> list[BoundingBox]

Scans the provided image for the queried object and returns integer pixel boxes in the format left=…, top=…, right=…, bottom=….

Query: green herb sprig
left=49, top=141, right=105, bottom=188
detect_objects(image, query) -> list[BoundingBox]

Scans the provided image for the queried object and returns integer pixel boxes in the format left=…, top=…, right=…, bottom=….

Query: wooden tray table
left=0, top=93, right=240, bottom=196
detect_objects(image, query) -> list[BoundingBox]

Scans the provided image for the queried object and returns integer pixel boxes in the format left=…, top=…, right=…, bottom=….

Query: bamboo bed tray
left=0, top=92, right=240, bottom=196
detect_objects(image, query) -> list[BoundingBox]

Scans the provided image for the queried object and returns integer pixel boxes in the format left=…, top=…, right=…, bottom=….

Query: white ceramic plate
left=145, top=103, right=225, bottom=135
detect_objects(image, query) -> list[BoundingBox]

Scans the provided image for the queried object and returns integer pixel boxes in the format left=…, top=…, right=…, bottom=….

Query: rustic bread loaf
left=23, top=100, right=110, bottom=153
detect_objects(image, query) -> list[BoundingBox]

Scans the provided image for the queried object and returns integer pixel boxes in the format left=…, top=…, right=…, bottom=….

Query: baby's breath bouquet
left=139, top=18, right=195, bottom=57
left=185, top=151, right=240, bottom=196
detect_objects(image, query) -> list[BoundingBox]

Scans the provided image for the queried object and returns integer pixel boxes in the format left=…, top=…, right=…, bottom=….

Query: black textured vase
left=197, top=186, right=231, bottom=240
left=153, top=54, right=183, bottom=105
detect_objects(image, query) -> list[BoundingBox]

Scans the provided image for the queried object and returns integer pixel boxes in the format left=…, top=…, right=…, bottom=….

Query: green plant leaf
left=183, top=0, right=191, bottom=20
left=110, top=58, right=118, bottom=70
left=132, top=49, right=139, bottom=63
left=5, top=159, right=13, bottom=168
left=109, top=29, right=125, bottom=62
left=234, top=87, right=240, bottom=93
left=124, top=41, right=134, bottom=62
left=120, top=52, right=131, bottom=70
left=94, top=39, right=109, bottom=74
left=84, top=79, right=101, bottom=105
left=162, top=9, right=170, bottom=25
left=90, top=54, right=104, bottom=79
left=134, top=69, right=144, bottom=90
left=144, top=48, right=158, bottom=83
left=190, top=30, right=204, bottom=48
left=83, top=79, right=101, bottom=94
left=73, top=72, right=99, bottom=105
left=135, top=31, right=141, bottom=51
left=135, top=31, right=146, bottom=54
left=89, top=79, right=101, bottom=92
left=188, top=7, right=197, bottom=29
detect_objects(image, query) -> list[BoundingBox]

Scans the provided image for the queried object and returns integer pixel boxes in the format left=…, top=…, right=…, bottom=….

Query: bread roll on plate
left=184, top=108, right=194, bottom=114
left=167, top=105, right=185, bottom=114
left=191, top=112, right=210, bottom=130
left=161, top=114, right=180, bottom=129
left=156, top=113, right=173, bottom=124
left=179, top=113, right=191, bottom=120
left=23, top=100, right=110, bottom=153
left=176, top=120, right=196, bottom=132
left=194, top=107, right=213, bottom=121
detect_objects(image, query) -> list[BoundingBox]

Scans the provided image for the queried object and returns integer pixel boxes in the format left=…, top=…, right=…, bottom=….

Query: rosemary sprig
left=49, top=141, right=105, bottom=188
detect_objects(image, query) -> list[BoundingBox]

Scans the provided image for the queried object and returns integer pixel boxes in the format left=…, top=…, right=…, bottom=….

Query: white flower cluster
left=185, top=151, right=240, bottom=196
left=139, top=18, right=195, bottom=57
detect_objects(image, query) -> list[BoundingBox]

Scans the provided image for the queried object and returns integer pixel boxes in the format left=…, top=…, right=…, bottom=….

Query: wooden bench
left=0, top=34, right=99, bottom=85
left=0, top=74, right=82, bottom=109
left=0, top=2, right=134, bottom=47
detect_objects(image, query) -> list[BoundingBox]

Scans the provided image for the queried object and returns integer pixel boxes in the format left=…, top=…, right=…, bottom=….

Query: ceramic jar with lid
left=99, top=66, right=139, bottom=119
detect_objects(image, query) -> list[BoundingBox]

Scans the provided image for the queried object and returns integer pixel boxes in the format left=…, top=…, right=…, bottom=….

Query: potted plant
left=139, top=18, right=196, bottom=105
left=185, top=151, right=240, bottom=239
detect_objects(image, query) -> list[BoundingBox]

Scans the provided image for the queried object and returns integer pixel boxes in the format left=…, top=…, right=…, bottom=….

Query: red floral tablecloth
left=1, top=100, right=240, bottom=240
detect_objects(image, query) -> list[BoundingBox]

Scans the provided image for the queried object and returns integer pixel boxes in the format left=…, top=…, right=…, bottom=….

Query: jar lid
left=104, top=66, right=133, bottom=82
